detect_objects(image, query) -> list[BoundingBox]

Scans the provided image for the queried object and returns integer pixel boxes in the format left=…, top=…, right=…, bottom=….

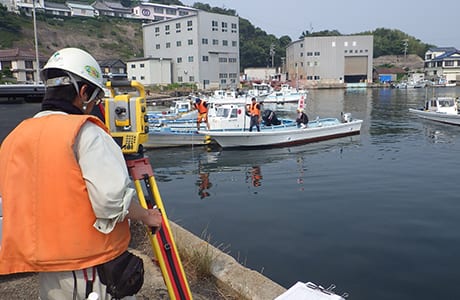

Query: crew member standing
left=194, top=97, right=210, bottom=131
left=248, top=97, right=261, bottom=132
left=0, top=47, right=162, bottom=300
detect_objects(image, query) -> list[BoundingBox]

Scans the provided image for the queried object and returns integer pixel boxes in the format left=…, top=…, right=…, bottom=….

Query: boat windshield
left=216, top=108, right=230, bottom=118
left=438, top=99, right=454, bottom=107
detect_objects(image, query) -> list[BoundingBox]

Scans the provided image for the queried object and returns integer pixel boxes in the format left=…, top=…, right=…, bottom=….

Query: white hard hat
left=41, top=48, right=104, bottom=100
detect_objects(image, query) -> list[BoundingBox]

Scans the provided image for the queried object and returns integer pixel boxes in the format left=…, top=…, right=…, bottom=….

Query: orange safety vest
left=195, top=100, right=208, bottom=114
left=249, top=103, right=260, bottom=117
left=0, top=114, right=130, bottom=274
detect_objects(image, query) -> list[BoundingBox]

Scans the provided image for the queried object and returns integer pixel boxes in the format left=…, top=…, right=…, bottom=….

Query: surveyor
left=0, top=47, right=162, bottom=300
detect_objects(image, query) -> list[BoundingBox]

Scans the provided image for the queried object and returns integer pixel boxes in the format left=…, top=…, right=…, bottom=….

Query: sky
left=182, top=0, right=460, bottom=50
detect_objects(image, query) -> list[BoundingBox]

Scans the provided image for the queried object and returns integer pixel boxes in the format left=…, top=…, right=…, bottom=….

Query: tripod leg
left=128, top=158, right=193, bottom=300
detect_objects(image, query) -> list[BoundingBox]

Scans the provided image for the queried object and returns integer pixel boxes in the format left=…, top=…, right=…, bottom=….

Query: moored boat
left=200, top=103, right=362, bottom=149
left=409, top=96, right=460, bottom=126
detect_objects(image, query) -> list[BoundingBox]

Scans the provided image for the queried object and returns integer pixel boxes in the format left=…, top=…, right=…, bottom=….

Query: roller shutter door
left=344, top=56, right=367, bottom=75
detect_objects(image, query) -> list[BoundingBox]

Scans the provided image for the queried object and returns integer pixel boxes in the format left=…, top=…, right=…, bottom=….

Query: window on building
left=154, top=7, right=163, bottom=13
left=176, top=41, right=182, bottom=47
left=232, top=41, right=237, bottom=47
left=332, top=41, right=336, bottom=47
left=178, top=76, right=183, bottom=82
left=131, top=76, right=136, bottom=80
left=202, top=38, right=208, bottom=44
left=177, top=57, right=182, bottom=63
left=202, top=56, right=209, bottom=62
left=222, top=40, right=228, bottom=46
left=165, top=8, right=176, bottom=15
left=344, top=41, right=348, bottom=47
left=212, top=20, right=218, bottom=31
left=300, top=52, right=303, bottom=57
left=231, top=23, right=237, bottom=33
left=187, top=20, right=193, bottom=27
left=166, top=42, right=171, bottom=48
left=176, top=23, right=181, bottom=33
left=222, top=22, right=227, bottom=32
left=188, top=39, right=193, bottom=45
left=306, top=52, right=312, bottom=56
left=156, top=44, right=160, bottom=49
left=140, top=75, right=145, bottom=80
left=314, top=52, right=320, bottom=56
left=189, top=76, right=194, bottom=82
left=25, top=60, right=33, bottom=69
left=445, top=60, right=454, bottom=66
left=213, top=39, right=218, bottom=45
left=131, top=64, right=135, bottom=68
left=140, top=63, right=145, bottom=68
left=188, top=56, right=194, bottom=62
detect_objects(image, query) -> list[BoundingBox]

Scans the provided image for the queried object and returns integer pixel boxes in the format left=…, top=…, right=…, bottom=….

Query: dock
left=0, top=84, right=45, bottom=102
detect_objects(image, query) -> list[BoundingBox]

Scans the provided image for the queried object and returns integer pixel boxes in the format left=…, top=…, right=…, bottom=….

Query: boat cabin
left=208, top=104, right=251, bottom=130
left=424, top=97, right=457, bottom=114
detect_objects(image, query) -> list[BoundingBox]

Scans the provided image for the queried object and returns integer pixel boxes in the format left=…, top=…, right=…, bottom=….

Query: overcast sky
left=182, top=0, right=460, bottom=50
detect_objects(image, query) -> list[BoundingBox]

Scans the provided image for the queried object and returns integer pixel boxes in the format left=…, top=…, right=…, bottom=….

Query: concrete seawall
left=170, top=222, right=287, bottom=299
left=132, top=221, right=287, bottom=299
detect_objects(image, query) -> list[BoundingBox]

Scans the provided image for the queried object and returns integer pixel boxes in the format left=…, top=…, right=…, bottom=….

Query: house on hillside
left=424, top=47, right=460, bottom=85
left=98, top=59, right=127, bottom=80
left=373, top=67, right=406, bottom=83
left=44, top=1, right=71, bottom=17
left=91, top=0, right=132, bottom=18
left=67, top=2, right=96, bottom=17
left=0, top=48, right=46, bottom=83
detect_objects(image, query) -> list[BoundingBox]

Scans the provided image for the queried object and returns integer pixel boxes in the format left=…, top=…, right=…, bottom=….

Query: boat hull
left=409, top=109, right=460, bottom=126
left=201, top=119, right=363, bottom=148
left=144, top=131, right=211, bottom=148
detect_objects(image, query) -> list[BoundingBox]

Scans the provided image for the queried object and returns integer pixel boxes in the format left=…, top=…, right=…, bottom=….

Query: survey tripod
left=104, top=80, right=193, bottom=300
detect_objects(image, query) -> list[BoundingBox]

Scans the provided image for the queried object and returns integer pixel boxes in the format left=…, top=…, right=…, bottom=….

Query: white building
left=132, top=2, right=196, bottom=21
left=141, top=10, right=239, bottom=89
left=126, top=57, right=172, bottom=86
left=286, top=35, right=373, bottom=87
left=424, top=47, right=460, bottom=85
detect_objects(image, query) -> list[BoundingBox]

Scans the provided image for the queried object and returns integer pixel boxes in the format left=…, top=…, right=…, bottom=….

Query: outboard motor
left=262, top=110, right=281, bottom=126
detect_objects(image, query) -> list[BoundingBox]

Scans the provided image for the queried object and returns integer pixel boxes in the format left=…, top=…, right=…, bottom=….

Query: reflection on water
left=246, top=165, right=263, bottom=188
left=145, top=87, right=460, bottom=300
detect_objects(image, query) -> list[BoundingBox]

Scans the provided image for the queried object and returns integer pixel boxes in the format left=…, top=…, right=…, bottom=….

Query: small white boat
left=262, top=84, right=308, bottom=104
left=144, top=125, right=212, bottom=148
left=200, top=104, right=362, bottom=149
left=409, top=96, right=460, bottom=126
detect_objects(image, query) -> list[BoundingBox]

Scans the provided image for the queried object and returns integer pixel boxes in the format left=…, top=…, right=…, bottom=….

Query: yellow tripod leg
left=127, top=157, right=193, bottom=300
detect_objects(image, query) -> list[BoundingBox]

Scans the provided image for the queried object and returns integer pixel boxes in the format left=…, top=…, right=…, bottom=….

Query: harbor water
left=1, top=86, right=460, bottom=300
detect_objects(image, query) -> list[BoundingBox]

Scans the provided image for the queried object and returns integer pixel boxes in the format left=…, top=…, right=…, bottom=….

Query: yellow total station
left=104, top=80, right=149, bottom=154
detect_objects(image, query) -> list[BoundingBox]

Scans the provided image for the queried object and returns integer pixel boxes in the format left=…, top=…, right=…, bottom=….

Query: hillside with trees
left=0, top=1, right=436, bottom=71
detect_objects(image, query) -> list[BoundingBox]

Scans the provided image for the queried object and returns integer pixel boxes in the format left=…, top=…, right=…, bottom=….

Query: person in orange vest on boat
left=0, top=48, right=162, bottom=300
left=193, top=97, right=210, bottom=131
left=247, top=97, right=261, bottom=132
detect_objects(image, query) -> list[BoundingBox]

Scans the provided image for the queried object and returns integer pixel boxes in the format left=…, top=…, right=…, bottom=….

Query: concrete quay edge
left=170, top=221, right=287, bottom=300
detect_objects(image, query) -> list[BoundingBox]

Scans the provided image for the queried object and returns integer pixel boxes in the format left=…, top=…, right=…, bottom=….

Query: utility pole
left=269, top=43, right=275, bottom=68
left=33, top=0, right=40, bottom=84
left=402, top=39, right=408, bottom=61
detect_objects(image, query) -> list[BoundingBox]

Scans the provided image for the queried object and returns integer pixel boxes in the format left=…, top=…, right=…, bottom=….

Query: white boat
left=247, top=82, right=274, bottom=98
left=148, top=99, right=197, bottom=122
left=144, top=125, right=212, bottom=148
left=262, top=84, right=308, bottom=103
left=409, top=96, right=460, bottom=126
left=200, top=104, right=363, bottom=149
